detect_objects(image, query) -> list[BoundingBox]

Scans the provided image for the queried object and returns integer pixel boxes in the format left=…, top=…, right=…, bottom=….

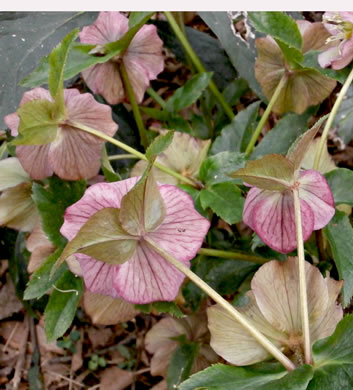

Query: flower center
left=324, top=13, right=353, bottom=43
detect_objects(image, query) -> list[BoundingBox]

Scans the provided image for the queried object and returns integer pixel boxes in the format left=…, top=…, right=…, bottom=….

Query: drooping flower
left=319, top=12, right=353, bottom=70
left=60, top=177, right=210, bottom=304
left=0, top=157, right=38, bottom=231
left=208, top=257, right=343, bottom=366
left=79, top=12, right=164, bottom=105
left=131, top=131, right=211, bottom=185
left=5, top=87, right=118, bottom=181
left=145, top=312, right=218, bottom=378
left=255, top=20, right=336, bottom=114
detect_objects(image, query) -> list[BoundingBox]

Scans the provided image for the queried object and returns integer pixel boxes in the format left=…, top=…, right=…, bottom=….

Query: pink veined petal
left=81, top=62, right=125, bottom=105
left=296, top=20, right=311, bottom=35
left=123, top=55, right=151, bottom=104
left=251, top=190, right=314, bottom=254
left=298, top=169, right=335, bottom=230
left=66, top=92, right=118, bottom=140
left=16, top=144, right=53, bottom=180
left=4, top=113, right=20, bottom=136
left=127, top=24, right=164, bottom=79
left=332, top=39, right=353, bottom=70
left=243, top=187, right=270, bottom=231
left=114, top=242, right=187, bottom=304
left=61, top=178, right=139, bottom=240
left=76, top=253, right=121, bottom=298
left=318, top=45, right=341, bottom=68
left=339, top=12, right=353, bottom=24
left=79, top=11, right=129, bottom=45
left=148, top=185, right=210, bottom=261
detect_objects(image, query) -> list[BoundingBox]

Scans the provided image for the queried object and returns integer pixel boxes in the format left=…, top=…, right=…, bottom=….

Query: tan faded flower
left=208, top=257, right=343, bottom=366
left=131, top=131, right=211, bottom=185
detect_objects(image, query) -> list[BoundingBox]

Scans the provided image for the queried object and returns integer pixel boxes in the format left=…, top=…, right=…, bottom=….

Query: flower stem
left=145, top=236, right=296, bottom=371
left=293, top=188, right=312, bottom=365
left=120, top=62, right=149, bottom=149
left=69, top=121, right=196, bottom=187
left=108, top=154, right=139, bottom=161
left=146, top=87, right=166, bottom=109
left=313, top=66, right=353, bottom=170
left=164, top=11, right=234, bottom=121
left=198, top=248, right=267, bottom=264
left=245, top=74, right=287, bottom=156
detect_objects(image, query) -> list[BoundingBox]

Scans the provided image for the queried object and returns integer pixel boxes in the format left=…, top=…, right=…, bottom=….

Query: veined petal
left=16, top=144, right=53, bottom=180
left=114, top=242, right=187, bottom=304
left=207, top=292, right=284, bottom=366
left=298, top=169, right=335, bottom=230
left=252, top=257, right=329, bottom=337
left=81, top=62, right=125, bottom=105
left=79, top=11, right=128, bottom=45
left=0, top=157, right=30, bottom=191
left=148, top=185, right=210, bottom=261
left=248, top=189, right=314, bottom=254
left=332, top=39, right=353, bottom=70
left=123, top=55, right=150, bottom=104
left=318, top=45, right=341, bottom=68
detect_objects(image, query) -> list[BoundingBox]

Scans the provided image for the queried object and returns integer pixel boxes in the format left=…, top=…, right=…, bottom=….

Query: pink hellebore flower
left=79, top=12, right=164, bottom=105
left=4, top=87, right=118, bottom=181
left=60, top=177, right=210, bottom=304
left=319, top=12, right=353, bottom=70
left=244, top=169, right=335, bottom=254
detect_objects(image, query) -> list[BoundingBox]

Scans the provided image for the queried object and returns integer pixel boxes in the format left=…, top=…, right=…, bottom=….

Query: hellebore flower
left=79, top=12, right=164, bottom=105
left=208, top=257, right=343, bottom=366
left=5, top=87, right=118, bottom=181
left=145, top=312, right=218, bottom=377
left=231, top=127, right=335, bottom=253
left=319, top=12, right=353, bottom=70
left=255, top=20, right=336, bottom=114
left=131, top=131, right=211, bottom=185
left=60, top=176, right=210, bottom=304
left=0, top=157, right=38, bottom=231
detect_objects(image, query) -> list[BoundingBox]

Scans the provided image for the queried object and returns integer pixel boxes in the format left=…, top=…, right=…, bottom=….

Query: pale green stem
left=108, top=154, right=139, bottom=161
left=245, top=74, right=287, bottom=156
left=164, top=11, right=234, bottom=121
left=293, top=188, right=312, bottom=365
left=146, top=87, right=167, bottom=109
left=198, top=248, right=266, bottom=264
left=69, top=121, right=196, bottom=187
left=313, top=66, right=353, bottom=170
left=144, top=236, right=296, bottom=371
left=120, top=62, right=149, bottom=149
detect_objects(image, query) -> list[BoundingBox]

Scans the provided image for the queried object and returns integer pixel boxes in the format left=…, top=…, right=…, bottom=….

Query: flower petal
left=252, top=257, right=329, bottom=337
left=332, top=39, right=353, bottom=70
left=318, top=45, right=341, bottom=68
left=79, top=11, right=128, bottom=45
left=15, top=144, right=53, bottom=180
left=207, top=292, right=284, bottom=366
left=245, top=189, right=314, bottom=253
left=0, top=157, right=30, bottom=191
left=298, top=169, right=335, bottom=230
left=123, top=55, right=150, bottom=104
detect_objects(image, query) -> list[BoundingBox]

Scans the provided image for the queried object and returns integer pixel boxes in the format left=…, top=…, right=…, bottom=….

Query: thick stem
left=198, top=248, right=266, bottom=264
left=69, top=121, right=196, bottom=187
left=245, top=74, right=287, bottom=156
left=120, top=62, right=149, bottom=149
left=164, top=11, right=234, bottom=121
left=144, top=236, right=296, bottom=371
left=146, top=87, right=166, bottom=109
left=293, top=189, right=312, bottom=364
left=313, top=66, right=353, bottom=170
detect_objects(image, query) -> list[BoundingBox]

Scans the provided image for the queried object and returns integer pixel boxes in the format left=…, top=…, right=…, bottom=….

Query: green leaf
left=146, top=131, right=174, bottom=160
left=128, top=11, right=154, bottom=28
left=31, top=177, right=86, bottom=248
left=309, top=314, right=353, bottom=389
left=48, top=29, right=78, bottom=115
left=24, top=248, right=68, bottom=300
left=139, top=106, right=170, bottom=121
left=178, top=184, right=208, bottom=218
left=248, top=12, right=303, bottom=63
left=251, top=109, right=314, bottom=159
left=44, top=271, right=83, bottom=342
left=199, top=12, right=265, bottom=99
left=101, top=146, right=121, bottom=183
left=0, top=11, right=98, bottom=128
left=325, top=168, right=353, bottom=206
left=120, top=164, right=165, bottom=235
left=167, top=340, right=199, bottom=390
left=165, top=72, right=213, bottom=113
left=324, top=211, right=353, bottom=307
left=230, top=154, right=295, bottom=191
left=57, top=208, right=136, bottom=267
left=179, top=362, right=313, bottom=390
left=135, top=301, right=184, bottom=318
left=12, top=100, right=58, bottom=146
left=199, top=151, right=247, bottom=186
left=211, top=101, right=260, bottom=155
left=200, top=182, right=244, bottom=224
left=333, top=85, right=353, bottom=144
